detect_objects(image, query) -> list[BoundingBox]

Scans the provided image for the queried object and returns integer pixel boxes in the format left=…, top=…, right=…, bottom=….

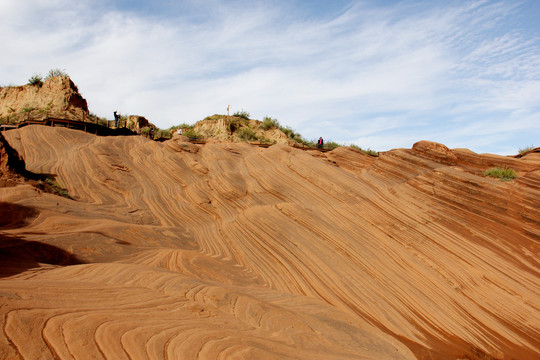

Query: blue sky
left=1, top=0, right=539, bottom=154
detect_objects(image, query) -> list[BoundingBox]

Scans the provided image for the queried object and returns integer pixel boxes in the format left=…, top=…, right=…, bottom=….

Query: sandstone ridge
left=0, top=126, right=539, bottom=360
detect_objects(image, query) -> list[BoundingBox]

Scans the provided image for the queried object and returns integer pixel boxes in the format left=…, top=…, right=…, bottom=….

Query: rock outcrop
left=194, top=115, right=292, bottom=144
left=0, top=76, right=89, bottom=123
left=126, top=115, right=150, bottom=134
left=1, top=127, right=539, bottom=360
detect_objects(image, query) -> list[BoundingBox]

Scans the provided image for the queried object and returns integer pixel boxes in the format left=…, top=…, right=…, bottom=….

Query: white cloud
left=1, top=0, right=538, bottom=154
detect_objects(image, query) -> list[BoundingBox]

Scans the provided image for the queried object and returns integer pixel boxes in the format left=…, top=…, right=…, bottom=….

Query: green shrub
left=46, top=68, right=68, bottom=79
left=1, top=114, right=18, bottom=125
left=229, top=117, right=249, bottom=133
left=182, top=128, right=200, bottom=140
left=277, top=125, right=307, bottom=143
left=170, top=123, right=194, bottom=131
left=237, top=126, right=258, bottom=141
left=349, top=144, right=378, bottom=156
left=233, top=110, right=250, bottom=120
left=28, top=74, right=43, bottom=87
left=292, top=133, right=307, bottom=144
left=259, top=137, right=274, bottom=144
left=323, top=141, right=340, bottom=150
left=89, top=113, right=108, bottom=126
left=280, top=126, right=294, bottom=138
left=141, top=126, right=151, bottom=136
left=44, top=177, right=72, bottom=199
left=261, top=116, right=280, bottom=130
left=304, top=140, right=316, bottom=148
left=363, top=149, right=378, bottom=156
left=518, top=145, right=535, bottom=154
left=483, top=167, right=517, bottom=181
left=157, top=129, right=172, bottom=139
left=203, top=114, right=223, bottom=121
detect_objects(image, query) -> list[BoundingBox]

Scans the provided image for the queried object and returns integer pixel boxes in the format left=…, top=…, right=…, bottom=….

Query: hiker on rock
left=114, top=111, right=120, bottom=127
left=317, top=137, right=324, bottom=149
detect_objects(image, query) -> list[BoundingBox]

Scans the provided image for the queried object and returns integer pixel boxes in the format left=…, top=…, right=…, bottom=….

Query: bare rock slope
left=0, top=126, right=539, bottom=360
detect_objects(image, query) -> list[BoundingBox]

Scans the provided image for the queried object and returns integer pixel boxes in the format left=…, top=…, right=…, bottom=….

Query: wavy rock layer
left=0, top=126, right=539, bottom=360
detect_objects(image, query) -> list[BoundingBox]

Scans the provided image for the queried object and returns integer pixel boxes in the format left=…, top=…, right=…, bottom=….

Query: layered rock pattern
left=0, top=126, right=538, bottom=359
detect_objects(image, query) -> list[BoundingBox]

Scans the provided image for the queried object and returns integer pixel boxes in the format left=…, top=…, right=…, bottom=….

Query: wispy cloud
left=1, top=0, right=538, bottom=154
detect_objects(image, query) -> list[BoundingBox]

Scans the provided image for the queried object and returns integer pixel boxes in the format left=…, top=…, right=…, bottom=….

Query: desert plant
left=518, top=145, right=535, bottom=154
left=483, top=167, right=517, bottom=181
left=1, top=114, right=18, bottom=125
left=349, top=144, right=378, bottom=156
left=237, top=126, right=258, bottom=141
left=203, top=114, right=224, bottom=121
left=89, top=113, right=108, bottom=126
left=46, top=68, right=68, bottom=79
left=141, top=126, right=151, bottom=137
left=323, top=141, right=341, bottom=150
left=28, top=74, right=43, bottom=87
left=229, top=117, right=249, bottom=133
left=363, top=149, right=378, bottom=156
left=292, top=133, right=309, bottom=144
left=277, top=125, right=307, bottom=143
left=233, top=110, right=250, bottom=120
left=156, top=129, right=172, bottom=139
left=304, top=140, right=316, bottom=148
left=182, top=128, right=200, bottom=140
left=259, top=137, right=274, bottom=144
left=261, top=116, right=280, bottom=130
left=44, top=177, right=72, bottom=199
left=280, top=126, right=294, bottom=138
left=170, top=123, right=194, bottom=131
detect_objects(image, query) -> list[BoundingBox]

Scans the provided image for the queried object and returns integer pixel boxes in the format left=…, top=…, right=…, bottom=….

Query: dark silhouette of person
left=317, top=137, right=324, bottom=149
left=114, top=111, right=120, bottom=127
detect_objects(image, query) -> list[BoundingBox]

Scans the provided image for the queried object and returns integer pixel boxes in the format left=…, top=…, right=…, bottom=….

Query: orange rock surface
left=0, top=126, right=539, bottom=359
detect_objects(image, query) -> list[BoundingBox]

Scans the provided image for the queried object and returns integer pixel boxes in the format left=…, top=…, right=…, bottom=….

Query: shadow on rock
left=0, top=233, right=84, bottom=277
left=0, top=202, right=83, bottom=277
left=0, top=202, right=40, bottom=230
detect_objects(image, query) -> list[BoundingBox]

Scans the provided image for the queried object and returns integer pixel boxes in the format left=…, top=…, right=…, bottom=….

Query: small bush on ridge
left=261, top=116, right=280, bottom=130
left=170, top=123, right=194, bottom=131
left=233, top=110, right=250, bottom=120
left=324, top=141, right=340, bottom=150
left=483, top=167, right=517, bottom=181
left=46, top=68, right=68, bottom=79
left=237, top=127, right=258, bottom=141
left=519, top=145, right=535, bottom=154
left=182, top=128, right=200, bottom=140
left=28, top=74, right=43, bottom=87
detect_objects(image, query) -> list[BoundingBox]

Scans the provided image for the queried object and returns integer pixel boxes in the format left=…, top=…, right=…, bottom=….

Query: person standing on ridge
left=114, top=111, right=120, bottom=127
left=317, top=137, right=324, bottom=149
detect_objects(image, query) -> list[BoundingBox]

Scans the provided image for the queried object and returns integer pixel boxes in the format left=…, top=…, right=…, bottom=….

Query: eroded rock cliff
left=0, top=76, right=88, bottom=123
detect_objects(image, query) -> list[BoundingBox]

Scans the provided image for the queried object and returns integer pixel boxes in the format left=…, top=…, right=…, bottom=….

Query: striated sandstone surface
left=0, top=76, right=88, bottom=122
left=0, top=126, right=539, bottom=360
